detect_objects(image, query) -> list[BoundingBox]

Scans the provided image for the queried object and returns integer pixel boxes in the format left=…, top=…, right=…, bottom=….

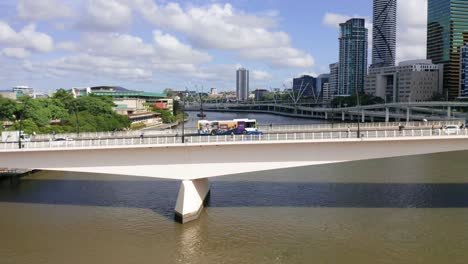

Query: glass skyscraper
left=460, top=44, right=468, bottom=97
left=427, top=0, right=468, bottom=99
left=371, top=0, right=397, bottom=68
left=339, top=18, right=368, bottom=95
left=236, top=68, right=249, bottom=101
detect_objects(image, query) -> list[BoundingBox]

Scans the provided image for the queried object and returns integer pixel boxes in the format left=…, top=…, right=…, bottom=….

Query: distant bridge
left=186, top=101, right=468, bottom=122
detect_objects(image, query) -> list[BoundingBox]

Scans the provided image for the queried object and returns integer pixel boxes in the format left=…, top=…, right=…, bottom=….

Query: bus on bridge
left=198, top=119, right=262, bottom=135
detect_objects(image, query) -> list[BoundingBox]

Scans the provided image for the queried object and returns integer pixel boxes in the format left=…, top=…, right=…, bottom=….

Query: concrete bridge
left=187, top=101, right=468, bottom=122
left=2, top=127, right=468, bottom=223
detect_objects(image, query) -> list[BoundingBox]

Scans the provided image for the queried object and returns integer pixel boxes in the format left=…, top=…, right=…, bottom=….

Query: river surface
left=2, top=113, right=468, bottom=264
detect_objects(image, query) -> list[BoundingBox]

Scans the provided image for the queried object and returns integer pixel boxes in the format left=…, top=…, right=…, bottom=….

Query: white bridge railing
left=29, top=121, right=460, bottom=141
left=2, top=128, right=468, bottom=151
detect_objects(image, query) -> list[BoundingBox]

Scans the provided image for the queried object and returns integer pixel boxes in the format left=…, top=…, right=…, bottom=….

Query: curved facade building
left=371, top=0, right=397, bottom=68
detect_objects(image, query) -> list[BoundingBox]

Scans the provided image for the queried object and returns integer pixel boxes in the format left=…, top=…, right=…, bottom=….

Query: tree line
left=0, top=89, right=130, bottom=134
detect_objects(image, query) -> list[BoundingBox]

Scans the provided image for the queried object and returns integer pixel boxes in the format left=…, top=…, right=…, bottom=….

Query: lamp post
left=182, top=92, right=185, bottom=143
left=74, top=100, right=80, bottom=137
left=18, top=97, right=30, bottom=149
left=356, top=92, right=361, bottom=139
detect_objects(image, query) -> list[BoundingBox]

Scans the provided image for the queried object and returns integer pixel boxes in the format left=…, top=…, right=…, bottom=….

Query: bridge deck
left=2, top=128, right=468, bottom=152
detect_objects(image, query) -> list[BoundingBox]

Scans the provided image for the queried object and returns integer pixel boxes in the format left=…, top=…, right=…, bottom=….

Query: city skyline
left=0, top=0, right=428, bottom=92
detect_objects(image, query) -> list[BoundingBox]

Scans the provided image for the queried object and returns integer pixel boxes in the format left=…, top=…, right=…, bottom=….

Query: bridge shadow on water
left=2, top=178, right=468, bottom=221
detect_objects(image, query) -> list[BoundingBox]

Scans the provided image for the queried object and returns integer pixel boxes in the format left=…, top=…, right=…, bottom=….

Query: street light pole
left=356, top=91, right=361, bottom=139
left=182, top=92, right=185, bottom=143
left=18, top=97, right=30, bottom=149
left=74, top=100, right=80, bottom=137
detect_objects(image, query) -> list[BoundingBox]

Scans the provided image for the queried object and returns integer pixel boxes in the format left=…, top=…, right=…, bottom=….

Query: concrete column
left=447, top=106, right=451, bottom=118
left=361, top=111, right=365, bottom=123
left=342, top=111, right=345, bottom=121
left=406, top=108, right=410, bottom=122
left=371, top=116, right=374, bottom=122
left=325, top=112, right=328, bottom=120
left=385, top=108, right=390, bottom=123
left=175, top=178, right=210, bottom=224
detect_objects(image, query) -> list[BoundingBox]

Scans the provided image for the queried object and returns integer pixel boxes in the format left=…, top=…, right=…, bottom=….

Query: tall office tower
left=371, top=0, right=397, bottom=68
left=236, top=68, right=249, bottom=101
left=329, top=62, right=339, bottom=99
left=427, top=0, right=468, bottom=99
left=338, top=18, right=368, bottom=95
left=460, top=44, right=468, bottom=98
left=293, top=75, right=317, bottom=98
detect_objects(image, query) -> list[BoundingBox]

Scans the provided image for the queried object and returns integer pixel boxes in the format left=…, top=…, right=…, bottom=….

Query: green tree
left=53, top=89, right=75, bottom=109
left=163, top=88, right=174, bottom=98
left=0, top=96, right=18, bottom=121
left=151, top=107, right=175, bottom=123
left=8, top=119, right=40, bottom=134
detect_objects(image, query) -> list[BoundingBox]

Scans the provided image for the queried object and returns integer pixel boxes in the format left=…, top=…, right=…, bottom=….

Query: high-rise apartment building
left=236, top=68, right=249, bottom=101
left=339, top=18, right=368, bottom=95
left=371, top=0, right=397, bottom=68
left=427, top=0, right=468, bottom=99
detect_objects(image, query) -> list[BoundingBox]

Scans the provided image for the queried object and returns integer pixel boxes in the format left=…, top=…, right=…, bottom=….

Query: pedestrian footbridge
left=2, top=128, right=468, bottom=223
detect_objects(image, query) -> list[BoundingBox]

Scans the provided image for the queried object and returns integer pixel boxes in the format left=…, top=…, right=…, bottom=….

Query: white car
left=51, top=137, right=74, bottom=146
left=443, top=125, right=461, bottom=135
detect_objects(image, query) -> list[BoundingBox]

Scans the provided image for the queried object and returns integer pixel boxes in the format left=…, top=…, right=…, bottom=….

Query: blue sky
left=0, top=0, right=426, bottom=93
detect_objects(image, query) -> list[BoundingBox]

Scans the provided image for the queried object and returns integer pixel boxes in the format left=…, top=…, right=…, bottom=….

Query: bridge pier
left=175, top=178, right=210, bottom=224
left=385, top=108, right=390, bottom=123
left=342, top=111, right=345, bottom=121
left=361, top=111, right=365, bottom=123
left=448, top=106, right=451, bottom=118
left=406, top=108, right=410, bottom=122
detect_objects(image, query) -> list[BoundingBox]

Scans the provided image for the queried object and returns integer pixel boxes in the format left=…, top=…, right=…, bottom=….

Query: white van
left=443, top=125, right=460, bottom=135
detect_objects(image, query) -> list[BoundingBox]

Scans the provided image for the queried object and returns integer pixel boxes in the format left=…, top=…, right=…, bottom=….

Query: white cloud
left=81, top=33, right=154, bottom=57
left=26, top=30, right=215, bottom=82
left=79, top=0, right=132, bottom=31
left=396, top=0, right=427, bottom=62
left=137, top=2, right=287, bottom=50
left=322, top=13, right=352, bottom=28
left=0, top=22, right=54, bottom=53
left=134, top=1, right=313, bottom=68
left=56, top=41, right=77, bottom=52
left=153, top=30, right=212, bottom=64
left=252, top=70, right=272, bottom=81
left=2, top=48, right=30, bottom=59
left=30, top=54, right=153, bottom=80
left=240, top=47, right=314, bottom=68
left=17, top=0, right=73, bottom=20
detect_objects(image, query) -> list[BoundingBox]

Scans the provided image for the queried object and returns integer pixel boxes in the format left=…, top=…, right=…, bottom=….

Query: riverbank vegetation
left=0, top=90, right=130, bottom=134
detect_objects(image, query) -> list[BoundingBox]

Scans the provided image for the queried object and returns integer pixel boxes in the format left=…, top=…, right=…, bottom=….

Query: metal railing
left=2, top=128, right=468, bottom=151
left=29, top=121, right=460, bottom=141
